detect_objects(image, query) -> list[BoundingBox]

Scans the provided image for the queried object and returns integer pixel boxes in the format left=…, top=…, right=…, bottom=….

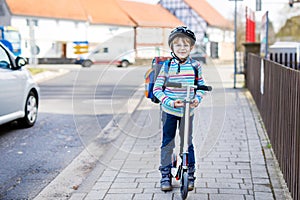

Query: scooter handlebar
left=165, top=82, right=182, bottom=88
left=197, top=85, right=212, bottom=91
left=165, top=81, right=212, bottom=91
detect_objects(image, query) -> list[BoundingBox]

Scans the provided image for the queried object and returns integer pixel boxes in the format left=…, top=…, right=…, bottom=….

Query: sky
left=129, top=0, right=300, bottom=32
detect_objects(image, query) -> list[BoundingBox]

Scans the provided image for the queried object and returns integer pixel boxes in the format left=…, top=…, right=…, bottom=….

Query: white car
left=0, top=42, right=39, bottom=127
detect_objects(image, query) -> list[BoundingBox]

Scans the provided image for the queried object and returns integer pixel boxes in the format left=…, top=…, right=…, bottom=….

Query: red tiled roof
left=81, top=0, right=136, bottom=26
left=6, top=0, right=87, bottom=20
left=118, top=1, right=183, bottom=28
left=184, top=0, right=233, bottom=29
left=5, top=0, right=136, bottom=26
left=5, top=0, right=231, bottom=29
left=5, top=0, right=181, bottom=27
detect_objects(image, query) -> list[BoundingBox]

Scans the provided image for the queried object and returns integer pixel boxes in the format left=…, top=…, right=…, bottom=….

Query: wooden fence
left=247, top=53, right=300, bottom=200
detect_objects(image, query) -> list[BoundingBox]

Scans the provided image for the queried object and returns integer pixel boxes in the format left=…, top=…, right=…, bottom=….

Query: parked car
left=0, top=42, right=39, bottom=127
left=190, top=51, right=207, bottom=65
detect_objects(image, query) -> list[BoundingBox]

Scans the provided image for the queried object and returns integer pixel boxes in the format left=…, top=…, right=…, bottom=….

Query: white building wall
left=135, top=27, right=172, bottom=58
left=10, top=17, right=132, bottom=58
left=206, top=26, right=234, bottom=60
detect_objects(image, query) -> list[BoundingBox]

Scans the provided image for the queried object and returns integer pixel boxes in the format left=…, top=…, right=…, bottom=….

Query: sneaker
left=188, top=176, right=195, bottom=191
left=160, top=166, right=172, bottom=191
left=188, top=165, right=196, bottom=191
left=161, top=177, right=172, bottom=191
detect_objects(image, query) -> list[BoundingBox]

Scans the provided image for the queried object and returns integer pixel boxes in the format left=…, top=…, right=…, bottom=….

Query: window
left=0, top=46, right=11, bottom=68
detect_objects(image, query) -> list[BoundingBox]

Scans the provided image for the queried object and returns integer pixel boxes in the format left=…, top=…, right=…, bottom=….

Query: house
left=0, top=0, right=182, bottom=61
left=118, top=0, right=184, bottom=58
left=159, top=0, right=234, bottom=61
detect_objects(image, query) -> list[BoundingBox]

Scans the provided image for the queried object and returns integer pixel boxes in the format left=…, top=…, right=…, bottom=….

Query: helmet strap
left=171, top=52, right=187, bottom=64
left=171, top=52, right=187, bottom=74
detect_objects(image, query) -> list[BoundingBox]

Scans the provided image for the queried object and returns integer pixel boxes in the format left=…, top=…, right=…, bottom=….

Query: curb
left=32, top=69, right=69, bottom=83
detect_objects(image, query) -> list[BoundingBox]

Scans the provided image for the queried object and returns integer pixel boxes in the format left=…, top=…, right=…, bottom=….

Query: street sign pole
left=229, top=0, right=243, bottom=89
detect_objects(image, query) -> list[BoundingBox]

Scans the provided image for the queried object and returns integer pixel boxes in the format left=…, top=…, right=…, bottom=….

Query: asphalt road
left=0, top=64, right=146, bottom=200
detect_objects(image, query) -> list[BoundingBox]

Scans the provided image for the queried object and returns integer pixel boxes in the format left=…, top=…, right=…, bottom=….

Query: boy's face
left=172, top=37, right=194, bottom=60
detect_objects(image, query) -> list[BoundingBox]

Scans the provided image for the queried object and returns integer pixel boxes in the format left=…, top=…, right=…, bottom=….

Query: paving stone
left=69, top=193, right=86, bottom=200
left=84, top=190, right=106, bottom=200
left=153, top=193, right=173, bottom=200
left=93, top=181, right=111, bottom=190
left=133, top=193, right=153, bottom=200
left=97, top=176, right=116, bottom=182
left=219, top=188, right=249, bottom=195
left=215, top=178, right=243, bottom=184
left=254, top=192, right=274, bottom=200
left=227, top=164, right=251, bottom=170
left=209, top=194, right=245, bottom=200
left=136, top=177, right=159, bottom=183
left=146, top=172, right=160, bottom=178
left=113, top=177, right=136, bottom=183
left=137, top=182, right=156, bottom=188
left=110, top=182, right=138, bottom=189
left=219, top=169, right=240, bottom=174
left=107, top=188, right=143, bottom=194
left=117, top=172, right=146, bottom=178
left=197, top=177, right=216, bottom=183
left=251, top=170, right=269, bottom=179
left=244, top=195, right=255, bottom=200
left=103, top=194, right=133, bottom=200
left=207, top=182, right=240, bottom=189
left=175, top=193, right=209, bottom=200
left=143, top=187, right=163, bottom=194
left=202, top=172, right=232, bottom=178
left=195, top=187, right=218, bottom=194
left=253, top=184, right=272, bottom=192
left=252, top=178, right=271, bottom=185
left=232, top=173, right=252, bottom=179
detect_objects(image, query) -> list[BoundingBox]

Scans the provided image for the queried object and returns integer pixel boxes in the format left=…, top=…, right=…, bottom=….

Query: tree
left=276, top=15, right=300, bottom=41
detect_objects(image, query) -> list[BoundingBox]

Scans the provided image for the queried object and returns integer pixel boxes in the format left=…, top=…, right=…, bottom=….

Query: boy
left=153, top=26, right=205, bottom=191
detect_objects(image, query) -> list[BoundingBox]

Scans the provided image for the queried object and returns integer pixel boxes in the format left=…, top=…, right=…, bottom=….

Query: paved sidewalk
left=35, top=65, right=291, bottom=200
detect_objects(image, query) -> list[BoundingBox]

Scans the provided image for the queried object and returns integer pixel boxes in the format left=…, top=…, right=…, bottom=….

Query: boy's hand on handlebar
left=190, top=99, right=199, bottom=108
left=174, top=100, right=184, bottom=108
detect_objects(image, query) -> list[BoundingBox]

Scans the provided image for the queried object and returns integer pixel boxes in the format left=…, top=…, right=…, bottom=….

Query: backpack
left=144, top=57, right=172, bottom=103
left=144, top=56, right=199, bottom=104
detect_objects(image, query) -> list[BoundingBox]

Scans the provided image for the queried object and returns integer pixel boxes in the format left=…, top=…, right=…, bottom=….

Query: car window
left=0, top=46, right=10, bottom=62
left=0, top=45, right=10, bottom=68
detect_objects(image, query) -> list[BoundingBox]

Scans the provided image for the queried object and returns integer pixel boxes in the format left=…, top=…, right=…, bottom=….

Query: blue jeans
left=160, top=111, right=195, bottom=168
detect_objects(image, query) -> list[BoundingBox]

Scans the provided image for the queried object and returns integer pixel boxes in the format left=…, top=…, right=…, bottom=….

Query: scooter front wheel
left=180, top=171, right=189, bottom=199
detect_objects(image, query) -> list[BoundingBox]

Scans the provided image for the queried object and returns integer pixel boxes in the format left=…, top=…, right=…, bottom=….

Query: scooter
left=166, top=81, right=212, bottom=199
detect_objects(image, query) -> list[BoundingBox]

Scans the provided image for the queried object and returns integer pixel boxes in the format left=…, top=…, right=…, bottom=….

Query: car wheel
left=18, top=91, right=38, bottom=128
left=119, top=60, right=129, bottom=68
left=82, top=60, right=93, bottom=67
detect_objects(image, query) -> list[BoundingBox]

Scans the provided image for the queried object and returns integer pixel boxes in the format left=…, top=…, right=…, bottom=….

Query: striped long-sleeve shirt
left=153, top=57, right=205, bottom=117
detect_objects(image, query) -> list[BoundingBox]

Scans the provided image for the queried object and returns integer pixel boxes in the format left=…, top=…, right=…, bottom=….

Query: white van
left=76, top=33, right=135, bottom=68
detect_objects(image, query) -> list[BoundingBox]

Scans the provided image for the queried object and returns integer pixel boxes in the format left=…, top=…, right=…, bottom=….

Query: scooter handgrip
left=197, top=85, right=212, bottom=91
left=165, top=82, right=182, bottom=88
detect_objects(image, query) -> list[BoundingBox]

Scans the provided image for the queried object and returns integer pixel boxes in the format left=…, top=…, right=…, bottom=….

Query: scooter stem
left=183, top=85, right=191, bottom=156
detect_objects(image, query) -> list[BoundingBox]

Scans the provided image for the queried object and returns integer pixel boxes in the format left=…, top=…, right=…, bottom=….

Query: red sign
left=245, top=7, right=255, bottom=42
